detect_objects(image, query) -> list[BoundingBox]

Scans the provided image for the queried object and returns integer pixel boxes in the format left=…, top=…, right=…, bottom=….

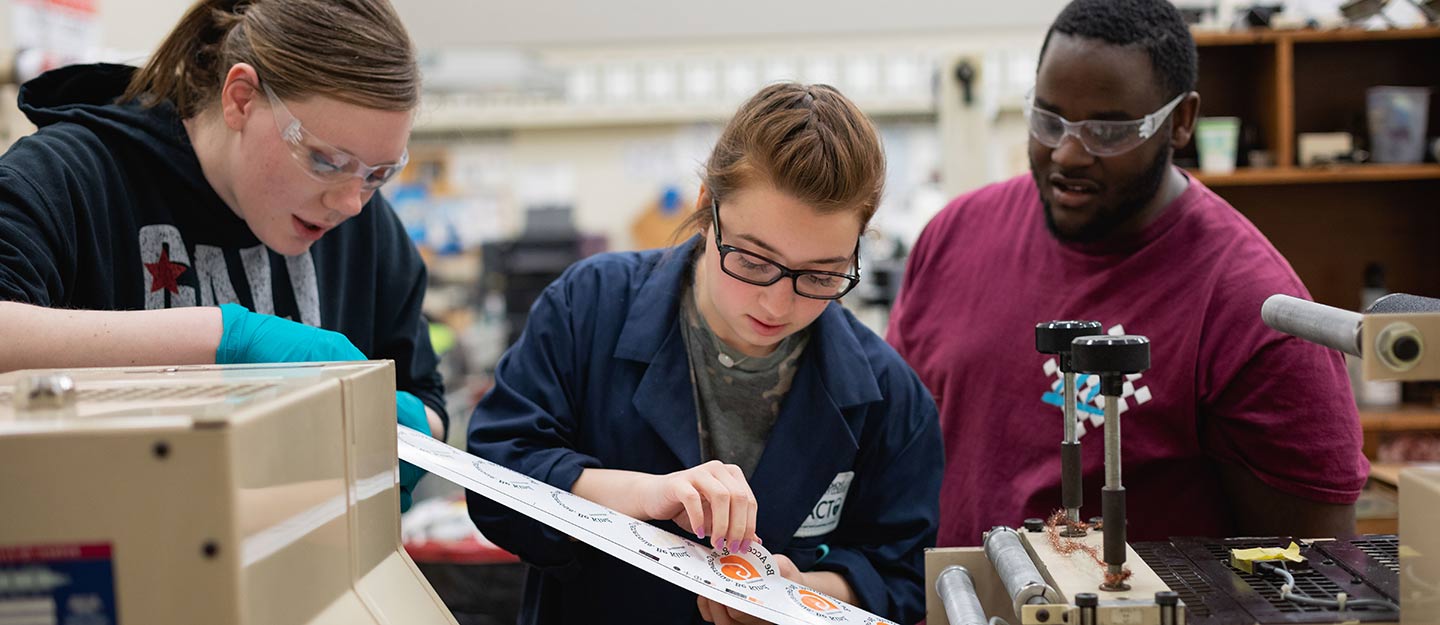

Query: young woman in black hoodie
left=0, top=0, right=444, bottom=508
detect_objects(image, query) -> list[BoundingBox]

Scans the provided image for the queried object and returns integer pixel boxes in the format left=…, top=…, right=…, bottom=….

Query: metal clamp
left=16, top=373, right=77, bottom=411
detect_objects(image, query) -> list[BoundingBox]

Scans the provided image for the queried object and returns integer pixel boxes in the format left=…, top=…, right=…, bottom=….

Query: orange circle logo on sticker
left=719, top=555, right=762, bottom=582
left=797, top=589, right=840, bottom=613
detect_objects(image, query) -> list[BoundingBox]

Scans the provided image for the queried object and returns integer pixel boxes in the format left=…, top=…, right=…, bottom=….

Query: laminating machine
left=0, top=361, right=456, bottom=625
left=925, top=294, right=1440, bottom=625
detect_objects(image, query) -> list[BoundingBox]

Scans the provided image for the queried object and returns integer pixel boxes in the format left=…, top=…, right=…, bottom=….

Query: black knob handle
left=1023, top=517, right=1045, bottom=532
left=1155, top=591, right=1179, bottom=606
left=1075, top=593, right=1099, bottom=607
left=1036, top=320, right=1104, bottom=355
left=1071, top=335, right=1151, bottom=376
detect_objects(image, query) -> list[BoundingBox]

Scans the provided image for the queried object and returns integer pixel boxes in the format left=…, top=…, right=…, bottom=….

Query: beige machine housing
left=925, top=535, right=1181, bottom=625
left=0, top=362, right=456, bottom=625
left=1402, top=466, right=1440, bottom=625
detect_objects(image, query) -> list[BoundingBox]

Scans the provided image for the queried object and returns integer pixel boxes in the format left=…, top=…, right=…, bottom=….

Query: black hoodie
left=0, top=63, right=446, bottom=427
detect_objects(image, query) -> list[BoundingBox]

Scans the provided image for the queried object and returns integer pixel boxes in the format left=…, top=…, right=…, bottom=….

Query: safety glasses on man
left=263, top=82, right=409, bottom=191
left=711, top=196, right=861, bottom=300
left=1025, top=88, right=1185, bottom=157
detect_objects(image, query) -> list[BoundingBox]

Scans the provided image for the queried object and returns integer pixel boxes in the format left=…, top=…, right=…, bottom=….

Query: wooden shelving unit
left=1185, top=26, right=1440, bottom=313
left=1188, top=28, right=1440, bottom=476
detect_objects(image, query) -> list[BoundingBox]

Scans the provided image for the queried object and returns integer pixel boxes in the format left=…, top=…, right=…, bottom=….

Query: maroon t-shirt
left=887, top=172, right=1367, bottom=546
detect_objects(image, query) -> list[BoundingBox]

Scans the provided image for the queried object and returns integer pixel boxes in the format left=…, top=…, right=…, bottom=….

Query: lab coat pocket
left=784, top=534, right=828, bottom=571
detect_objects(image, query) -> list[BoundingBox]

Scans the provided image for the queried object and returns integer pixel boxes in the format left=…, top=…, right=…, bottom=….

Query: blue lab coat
left=466, top=237, right=942, bottom=625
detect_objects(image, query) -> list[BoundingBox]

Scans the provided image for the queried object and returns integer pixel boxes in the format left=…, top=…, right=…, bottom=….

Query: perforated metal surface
left=1312, top=534, right=1401, bottom=601
left=1136, top=536, right=1399, bottom=625
left=1350, top=535, right=1400, bottom=574
left=1131, top=542, right=1215, bottom=618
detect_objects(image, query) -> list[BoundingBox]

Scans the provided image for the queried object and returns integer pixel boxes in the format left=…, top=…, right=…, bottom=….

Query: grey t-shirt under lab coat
left=679, top=289, right=809, bottom=478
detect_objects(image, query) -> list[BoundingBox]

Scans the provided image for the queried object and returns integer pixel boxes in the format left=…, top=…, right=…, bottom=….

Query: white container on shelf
left=1367, top=86, right=1431, bottom=164
left=1196, top=116, right=1241, bottom=174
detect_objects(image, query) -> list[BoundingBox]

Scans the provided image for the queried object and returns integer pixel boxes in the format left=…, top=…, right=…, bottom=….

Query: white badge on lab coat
left=794, top=471, right=854, bottom=538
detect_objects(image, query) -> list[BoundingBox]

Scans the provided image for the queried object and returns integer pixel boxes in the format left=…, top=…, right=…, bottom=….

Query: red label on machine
left=0, top=543, right=112, bottom=563
left=0, top=542, right=118, bottom=625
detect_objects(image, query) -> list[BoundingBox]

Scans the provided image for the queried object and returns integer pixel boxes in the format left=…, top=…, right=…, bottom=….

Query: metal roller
left=936, top=566, right=989, bottom=625
left=984, top=527, right=1061, bottom=617
left=1261, top=294, right=1362, bottom=357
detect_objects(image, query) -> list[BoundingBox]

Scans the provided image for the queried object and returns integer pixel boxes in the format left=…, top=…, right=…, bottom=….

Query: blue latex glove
left=218, top=304, right=429, bottom=511
left=215, top=303, right=365, bottom=364
left=396, top=390, right=432, bottom=512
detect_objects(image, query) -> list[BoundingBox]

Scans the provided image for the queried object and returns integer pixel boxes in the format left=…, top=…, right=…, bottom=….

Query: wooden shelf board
left=1193, top=29, right=1282, bottom=46
left=1288, top=26, right=1440, bottom=44
left=1191, top=164, right=1440, bottom=186
left=1194, top=26, right=1440, bottom=47
left=1359, top=405, right=1440, bottom=432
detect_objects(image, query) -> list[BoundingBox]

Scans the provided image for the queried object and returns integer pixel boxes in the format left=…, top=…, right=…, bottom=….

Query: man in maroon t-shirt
left=887, top=0, right=1367, bottom=547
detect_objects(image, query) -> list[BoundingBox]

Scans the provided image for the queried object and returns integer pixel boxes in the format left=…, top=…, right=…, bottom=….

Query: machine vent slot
left=1, top=382, right=280, bottom=408
left=1133, top=542, right=1213, bottom=618
left=1350, top=535, right=1400, bottom=575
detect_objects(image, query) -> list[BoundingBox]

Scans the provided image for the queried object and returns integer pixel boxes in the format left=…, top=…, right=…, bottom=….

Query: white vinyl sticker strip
left=397, top=427, right=897, bottom=625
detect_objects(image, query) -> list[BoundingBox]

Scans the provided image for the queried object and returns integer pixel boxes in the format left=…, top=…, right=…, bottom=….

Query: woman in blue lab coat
left=466, top=83, right=942, bottom=625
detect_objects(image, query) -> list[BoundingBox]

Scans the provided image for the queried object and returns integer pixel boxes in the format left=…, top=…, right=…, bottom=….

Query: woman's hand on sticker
left=639, top=460, right=759, bottom=552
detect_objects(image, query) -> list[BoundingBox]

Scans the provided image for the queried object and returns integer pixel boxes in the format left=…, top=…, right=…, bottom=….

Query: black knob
left=1075, top=593, right=1099, bottom=607
left=1071, top=335, right=1151, bottom=375
left=1036, top=321, right=1104, bottom=356
left=955, top=61, right=976, bottom=105
left=1393, top=336, right=1421, bottom=362
left=1023, top=518, right=1045, bottom=532
left=1155, top=591, right=1179, bottom=606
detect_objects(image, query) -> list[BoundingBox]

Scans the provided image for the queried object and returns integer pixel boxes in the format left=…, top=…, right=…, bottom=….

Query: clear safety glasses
left=262, top=83, right=409, bottom=191
left=1025, top=88, right=1185, bottom=157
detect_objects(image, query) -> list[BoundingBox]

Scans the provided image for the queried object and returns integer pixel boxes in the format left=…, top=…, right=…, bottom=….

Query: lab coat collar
left=615, top=236, right=883, bottom=409
left=620, top=237, right=884, bottom=492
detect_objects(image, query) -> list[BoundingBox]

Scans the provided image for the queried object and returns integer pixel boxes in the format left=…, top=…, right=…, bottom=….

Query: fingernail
left=740, top=540, right=750, bottom=552
left=697, top=527, right=705, bottom=539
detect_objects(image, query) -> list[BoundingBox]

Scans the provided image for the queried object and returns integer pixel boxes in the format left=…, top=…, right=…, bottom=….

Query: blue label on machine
left=0, top=543, right=118, bottom=625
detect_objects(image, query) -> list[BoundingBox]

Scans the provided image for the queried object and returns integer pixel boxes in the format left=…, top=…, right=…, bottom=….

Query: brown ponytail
left=122, top=0, right=418, bottom=117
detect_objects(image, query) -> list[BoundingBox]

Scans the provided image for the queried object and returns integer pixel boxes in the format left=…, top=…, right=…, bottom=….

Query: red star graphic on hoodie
left=144, top=247, right=188, bottom=294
